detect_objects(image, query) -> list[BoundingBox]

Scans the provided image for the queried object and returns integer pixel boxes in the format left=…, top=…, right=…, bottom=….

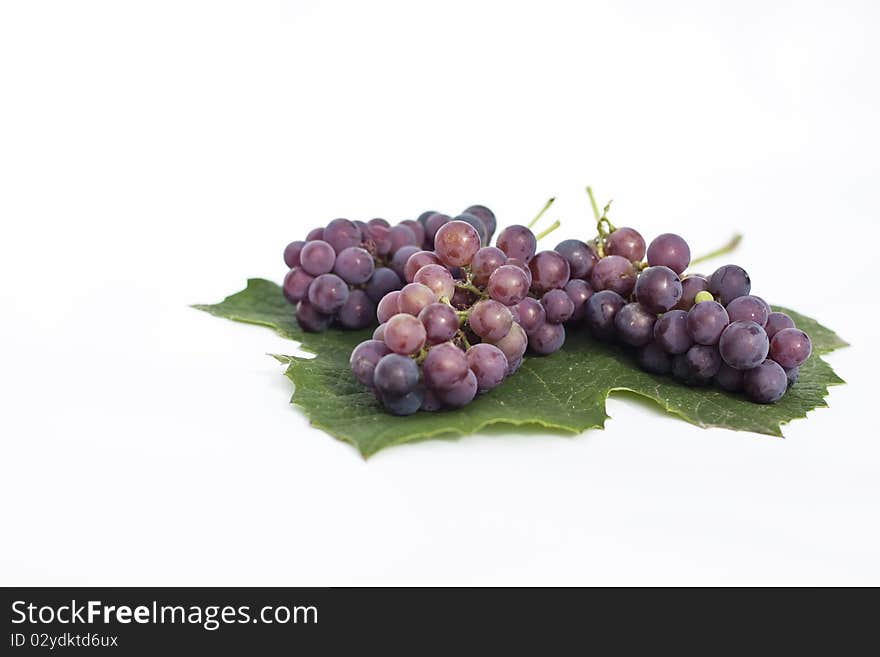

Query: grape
left=398, top=282, right=437, bottom=316
left=507, top=257, right=533, bottom=287
left=515, top=297, right=546, bottom=334
left=590, top=255, right=636, bottom=297
left=638, top=343, right=672, bottom=375
left=634, top=265, right=682, bottom=314
left=333, top=246, right=375, bottom=285
left=528, top=322, right=565, bottom=355
left=308, top=273, right=349, bottom=314
left=400, top=219, right=426, bottom=247
left=541, top=289, right=575, bottom=324
left=390, top=245, right=421, bottom=281
left=418, top=303, right=459, bottom=344
left=784, top=366, right=799, bottom=387
left=338, top=289, right=375, bottom=329
left=653, top=310, right=692, bottom=355
left=646, top=233, right=690, bottom=274
left=353, top=220, right=369, bottom=233
left=718, top=320, right=770, bottom=370
left=283, top=240, right=305, bottom=268
left=496, top=225, right=537, bottom=262
left=743, top=359, right=787, bottom=403
left=420, top=387, right=443, bottom=412
left=404, top=250, right=443, bottom=283
left=389, top=224, right=419, bottom=252
left=436, top=369, right=478, bottom=407
left=506, top=356, right=523, bottom=376
left=422, top=342, right=469, bottom=390
left=726, top=295, right=770, bottom=327
left=365, top=267, right=402, bottom=303
left=372, top=323, right=386, bottom=341
left=373, top=353, right=419, bottom=397
left=455, top=213, right=488, bottom=246
left=469, top=300, right=513, bottom=341
left=282, top=267, right=314, bottom=304
left=765, top=312, right=795, bottom=340
left=350, top=339, right=391, bottom=387
left=606, top=227, right=646, bottom=262
left=491, top=322, right=528, bottom=363
left=672, top=344, right=721, bottom=385
left=413, top=263, right=455, bottom=300
left=471, top=246, right=507, bottom=285
left=306, top=227, right=324, bottom=241
left=555, top=239, right=598, bottom=279
left=487, top=264, right=530, bottom=305
left=673, top=275, right=710, bottom=311
left=299, top=240, right=336, bottom=276
left=769, top=328, right=812, bottom=368
left=368, top=218, right=390, bottom=228
left=686, top=300, right=729, bottom=345
left=434, top=220, right=481, bottom=267
left=364, top=222, right=392, bottom=257
left=424, top=213, right=451, bottom=244
left=614, top=303, right=656, bottom=347
left=564, top=279, right=593, bottom=322
left=381, top=387, right=424, bottom=416
left=708, top=264, right=751, bottom=305
left=377, top=290, right=401, bottom=323
left=323, top=218, right=362, bottom=254
left=383, top=313, right=427, bottom=355
left=463, top=205, right=497, bottom=239
left=466, top=343, right=508, bottom=392
left=714, top=363, right=744, bottom=392
left=417, top=210, right=438, bottom=226
left=296, top=299, right=333, bottom=332
left=528, top=250, right=571, bottom=295
left=584, top=289, right=626, bottom=340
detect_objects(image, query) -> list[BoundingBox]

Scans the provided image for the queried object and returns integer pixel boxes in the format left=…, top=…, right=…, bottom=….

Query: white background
left=1, top=0, right=878, bottom=585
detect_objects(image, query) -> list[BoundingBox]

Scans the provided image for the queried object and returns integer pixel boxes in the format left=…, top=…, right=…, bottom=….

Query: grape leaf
left=194, top=279, right=847, bottom=457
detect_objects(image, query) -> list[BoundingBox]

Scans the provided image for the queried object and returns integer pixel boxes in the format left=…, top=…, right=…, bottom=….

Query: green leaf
left=195, top=279, right=848, bottom=457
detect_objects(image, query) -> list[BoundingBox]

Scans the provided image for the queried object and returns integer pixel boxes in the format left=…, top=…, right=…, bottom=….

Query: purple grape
left=714, top=363, right=744, bottom=392
left=506, top=356, right=523, bottom=376
left=784, top=366, right=799, bottom=387
left=769, top=328, right=812, bottom=368
left=638, top=343, right=672, bottom=375
left=463, top=205, right=497, bottom=239
left=541, top=289, right=575, bottom=324
left=383, top=313, right=427, bottom=355
left=323, top=218, right=362, bottom=254
left=398, top=282, right=437, bottom=316
left=365, top=267, right=402, bottom=303
left=528, top=322, right=565, bottom=355
left=373, top=353, right=419, bottom=397
left=528, top=250, right=571, bottom=295
left=376, top=290, right=401, bottom=323
left=413, top=263, right=455, bottom=300
left=515, top=297, right=546, bottom=334
left=337, top=289, right=375, bottom=329
left=306, top=227, right=324, bottom=241
left=364, top=222, right=392, bottom=257
left=555, top=239, right=598, bottom=279
left=282, top=267, right=314, bottom=304
left=390, top=245, right=421, bottom=281
left=564, top=279, right=593, bottom=322
left=506, top=257, right=533, bottom=287
left=350, top=339, right=391, bottom=387
left=381, top=387, right=424, bottom=416
left=373, top=323, right=386, bottom=341
left=672, top=345, right=722, bottom=385
left=708, top=264, right=751, bottom=305
left=606, top=227, right=646, bottom=262
left=686, top=301, right=729, bottom=345
left=434, top=220, right=480, bottom=267
left=422, top=342, right=469, bottom=390
left=368, top=218, right=390, bottom=228
left=400, top=219, right=426, bottom=247
left=424, top=213, right=452, bottom=245
left=726, top=295, right=770, bottom=327
left=436, top=369, right=478, bottom=407
left=634, top=265, right=683, bottom=314
left=496, top=225, right=537, bottom=262
left=420, top=387, right=443, bottom=412
left=419, top=303, right=460, bottom=344
left=299, top=240, right=336, bottom=276
left=455, top=213, right=488, bottom=246
left=283, top=240, right=306, bottom=268
left=653, top=310, right=692, bottom=355
left=308, top=273, right=349, bottom=314
left=585, top=289, right=626, bottom=340
left=466, top=343, right=508, bottom=392
left=296, top=299, right=333, bottom=332
left=404, top=250, right=442, bottom=283
left=417, top=210, right=438, bottom=226
left=487, top=264, right=530, bottom=306
left=469, top=300, right=513, bottom=341
left=674, top=275, right=710, bottom=311
left=471, top=246, right=507, bottom=286
left=590, top=255, right=636, bottom=297
left=333, top=246, right=375, bottom=285
left=614, top=302, right=656, bottom=347
left=718, top=320, right=770, bottom=370
left=646, top=233, right=690, bottom=274
left=765, top=312, right=795, bottom=340
left=491, top=322, right=528, bottom=363
left=389, top=224, right=419, bottom=253
left=743, top=359, right=787, bottom=403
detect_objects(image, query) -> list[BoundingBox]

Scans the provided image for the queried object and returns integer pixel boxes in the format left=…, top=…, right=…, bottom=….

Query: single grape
left=364, top=222, right=392, bottom=257
left=528, top=250, right=571, bottom=295
left=403, top=250, right=442, bottom=283
left=418, top=303, right=459, bottom=344
left=299, top=240, right=336, bottom=276
left=377, top=290, right=401, bottom=323
left=646, top=233, right=690, bottom=274
left=381, top=387, right=425, bottom=416
left=515, top=297, right=546, bottom=334
left=413, top=263, right=455, bottom=300
left=365, top=267, right=402, bottom=303
left=490, top=322, right=528, bottom=363
left=466, top=343, right=508, bottom=392
left=424, top=213, right=451, bottom=244
left=673, top=274, right=710, bottom=311
left=743, top=359, right=787, bottom=403
left=653, top=310, right=693, bottom=354
left=634, top=265, right=683, bottom=314
left=673, top=344, right=722, bottom=385
left=708, top=264, right=751, bottom=305
left=487, top=264, right=530, bottom=305
left=686, top=301, right=729, bottom=345
left=434, top=220, right=481, bottom=267
left=765, top=312, right=795, bottom=340
left=389, top=224, right=419, bottom=253
left=590, top=255, right=636, bottom=297
left=769, top=328, right=812, bottom=368
left=714, top=363, right=744, bottom=392
left=463, top=205, right=497, bottom=239
left=422, top=342, right=469, bottom=390
left=283, top=240, right=306, bottom=268
left=436, top=369, right=478, bottom=407
left=306, top=227, right=324, bottom=241
left=296, top=299, right=333, bottom=332
left=694, top=291, right=714, bottom=303
left=338, top=289, right=375, bottom=329
left=308, top=273, right=349, bottom=314
left=784, top=366, right=799, bottom=387
left=506, top=356, right=523, bottom=376
left=350, top=339, right=392, bottom=387
left=368, top=218, right=390, bottom=228
left=529, top=322, right=565, bottom=355
left=400, top=219, right=426, bottom=247
left=455, top=213, right=488, bottom=246
left=282, top=267, right=314, bottom=304
left=420, top=387, right=443, bottom=412
left=373, top=353, right=419, bottom=397
left=638, top=343, right=672, bottom=375
left=541, top=289, right=575, bottom=324
left=506, top=257, right=533, bottom=287
left=718, top=320, right=770, bottom=370
left=564, top=278, right=593, bottom=322
left=323, top=218, right=362, bottom=254
left=398, top=282, right=437, bottom=316
left=353, top=220, right=369, bottom=233
left=471, top=246, right=507, bottom=285
left=496, top=225, right=537, bottom=262
left=383, top=313, right=427, bottom=355
left=584, top=289, right=626, bottom=340
left=614, top=302, right=656, bottom=347
left=372, top=323, right=386, bottom=341
left=417, top=210, right=438, bottom=226
left=606, top=227, right=646, bottom=262
left=333, top=246, right=375, bottom=285
left=726, top=295, right=770, bottom=327
left=555, top=239, right=598, bottom=279
left=469, top=299, right=514, bottom=341
left=390, top=245, right=421, bottom=281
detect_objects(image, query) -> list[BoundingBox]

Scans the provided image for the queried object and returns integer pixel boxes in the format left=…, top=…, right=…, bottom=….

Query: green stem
left=458, top=330, right=472, bottom=350
left=455, top=281, right=487, bottom=299
left=535, top=219, right=561, bottom=241
left=689, top=233, right=743, bottom=267
left=586, top=186, right=600, bottom=221
left=527, top=197, right=556, bottom=229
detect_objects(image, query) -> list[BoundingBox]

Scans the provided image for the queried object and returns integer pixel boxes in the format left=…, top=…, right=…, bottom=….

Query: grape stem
left=527, top=197, right=555, bottom=229
left=535, top=219, right=561, bottom=242
left=454, top=280, right=488, bottom=299
left=586, top=186, right=601, bottom=221
left=458, top=330, right=472, bottom=350
left=689, top=233, right=743, bottom=267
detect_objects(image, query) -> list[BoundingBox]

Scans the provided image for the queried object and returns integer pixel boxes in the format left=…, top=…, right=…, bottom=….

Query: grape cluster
left=557, top=207, right=812, bottom=403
